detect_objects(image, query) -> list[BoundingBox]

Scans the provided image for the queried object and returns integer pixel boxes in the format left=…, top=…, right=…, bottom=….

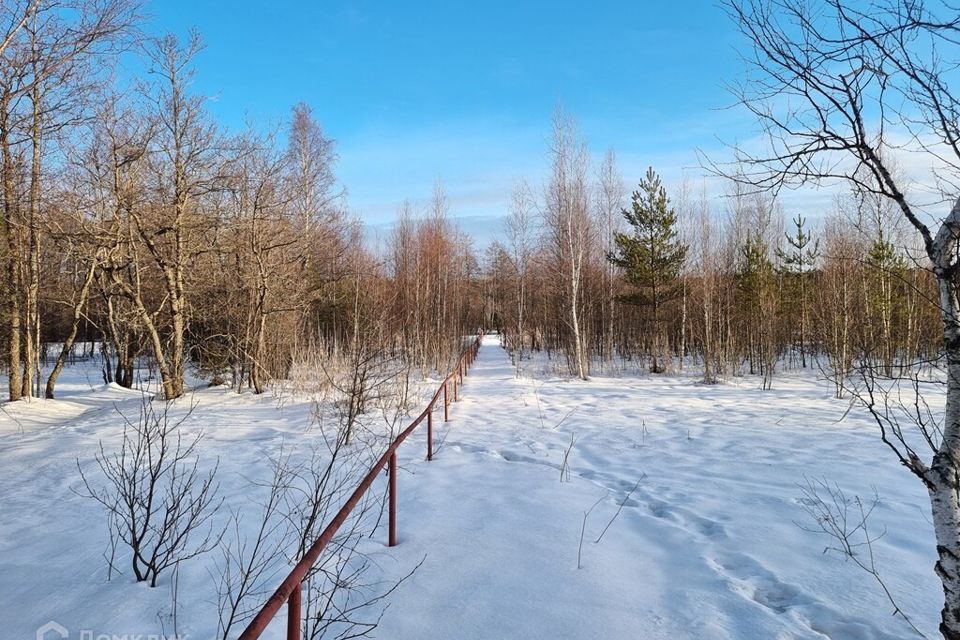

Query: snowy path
left=379, top=334, right=940, bottom=640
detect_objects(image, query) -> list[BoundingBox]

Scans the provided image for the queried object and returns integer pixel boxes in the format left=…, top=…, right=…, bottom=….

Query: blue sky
left=141, top=1, right=753, bottom=237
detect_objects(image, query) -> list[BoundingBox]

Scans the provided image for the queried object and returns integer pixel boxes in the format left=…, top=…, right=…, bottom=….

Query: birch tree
left=543, top=109, right=592, bottom=380
left=595, top=148, right=623, bottom=366
left=505, top=180, right=536, bottom=360
left=695, top=184, right=719, bottom=383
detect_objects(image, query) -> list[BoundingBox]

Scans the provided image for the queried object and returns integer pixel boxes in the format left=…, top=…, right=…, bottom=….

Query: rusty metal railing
left=238, top=332, right=484, bottom=640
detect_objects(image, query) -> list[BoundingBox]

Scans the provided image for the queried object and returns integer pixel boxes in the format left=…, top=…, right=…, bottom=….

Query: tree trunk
left=112, top=270, right=178, bottom=399
left=928, top=283, right=960, bottom=638
left=929, top=199, right=960, bottom=640
left=927, top=447, right=960, bottom=640
left=23, top=82, right=42, bottom=400
left=1, top=97, right=22, bottom=402
left=45, top=260, right=97, bottom=398
left=168, top=292, right=185, bottom=399
left=799, top=273, right=807, bottom=368
left=570, top=274, right=586, bottom=380
left=679, top=276, right=687, bottom=373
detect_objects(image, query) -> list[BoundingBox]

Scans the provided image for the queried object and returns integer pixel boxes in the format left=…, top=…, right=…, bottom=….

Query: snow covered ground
left=0, top=335, right=941, bottom=639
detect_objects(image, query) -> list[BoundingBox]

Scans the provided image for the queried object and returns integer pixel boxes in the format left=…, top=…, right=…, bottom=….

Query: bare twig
left=595, top=476, right=645, bottom=544
left=578, top=493, right=607, bottom=570
left=560, top=432, right=578, bottom=482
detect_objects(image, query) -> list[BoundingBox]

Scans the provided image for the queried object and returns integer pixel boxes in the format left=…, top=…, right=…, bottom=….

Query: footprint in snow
left=708, top=552, right=814, bottom=616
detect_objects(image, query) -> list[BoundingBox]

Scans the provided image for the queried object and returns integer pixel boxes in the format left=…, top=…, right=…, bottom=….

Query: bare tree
left=287, top=102, right=340, bottom=231
left=595, top=148, right=623, bottom=367
left=219, top=128, right=299, bottom=394
left=695, top=183, right=719, bottom=383
left=818, top=212, right=860, bottom=398
left=543, top=108, right=593, bottom=380
left=112, top=31, right=221, bottom=400
left=43, top=246, right=100, bottom=398
left=213, top=408, right=419, bottom=640
left=0, top=53, right=28, bottom=401
left=84, top=93, right=153, bottom=390
left=504, top=180, right=537, bottom=363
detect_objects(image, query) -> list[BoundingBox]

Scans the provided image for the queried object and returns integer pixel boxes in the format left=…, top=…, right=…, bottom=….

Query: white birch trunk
left=925, top=196, right=960, bottom=639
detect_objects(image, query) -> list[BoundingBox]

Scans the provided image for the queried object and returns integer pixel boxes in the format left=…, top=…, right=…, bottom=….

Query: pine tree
left=607, top=167, right=687, bottom=373
left=864, top=230, right=908, bottom=375
left=776, top=215, right=820, bottom=367
left=737, top=231, right=776, bottom=387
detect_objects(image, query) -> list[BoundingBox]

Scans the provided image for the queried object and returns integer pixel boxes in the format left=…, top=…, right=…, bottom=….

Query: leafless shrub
left=797, top=477, right=927, bottom=638
left=285, top=433, right=378, bottom=560
left=77, top=397, right=223, bottom=586
left=320, top=347, right=412, bottom=446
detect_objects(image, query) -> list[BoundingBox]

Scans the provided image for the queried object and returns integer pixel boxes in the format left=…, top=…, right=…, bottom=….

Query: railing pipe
left=238, top=332, right=484, bottom=640
left=287, top=584, right=301, bottom=640
left=389, top=451, right=398, bottom=547
left=427, top=407, right=433, bottom=461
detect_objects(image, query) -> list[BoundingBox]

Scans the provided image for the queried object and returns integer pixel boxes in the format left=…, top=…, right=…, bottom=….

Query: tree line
left=2, top=0, right=938, bottom=405
left=483, top=112, right=941, bottom=393
left=0, top=1, right=481, bottom=403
